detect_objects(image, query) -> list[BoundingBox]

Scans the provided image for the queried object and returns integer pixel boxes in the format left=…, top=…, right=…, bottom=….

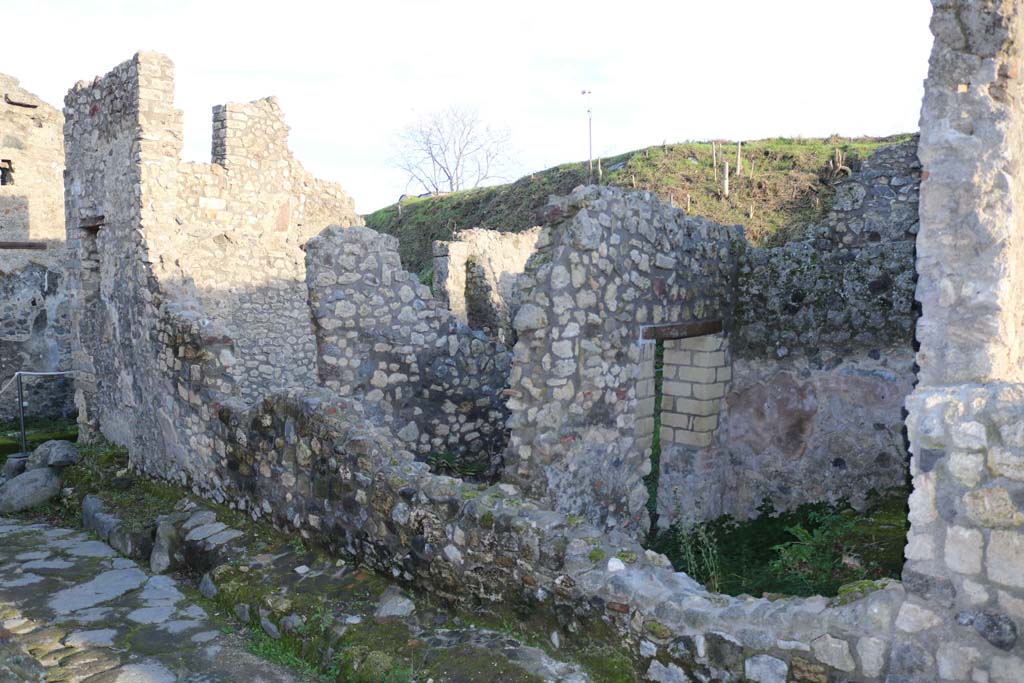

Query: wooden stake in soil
left=686, top=194, right=691, bottom=212
left=723, top=162, right=730, bottom=198
left=736, top=141, right=742, bottom=174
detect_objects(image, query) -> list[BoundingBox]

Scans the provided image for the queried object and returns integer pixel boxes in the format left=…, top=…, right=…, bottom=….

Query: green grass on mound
left=365, top=134, right=915, bottom=274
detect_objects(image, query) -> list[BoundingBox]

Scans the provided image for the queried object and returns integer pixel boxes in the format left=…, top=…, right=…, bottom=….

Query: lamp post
left=581, top=89, right=592, bottom=184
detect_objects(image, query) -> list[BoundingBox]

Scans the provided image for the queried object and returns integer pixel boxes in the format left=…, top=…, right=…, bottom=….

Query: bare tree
left=395, top=107, right=511, bottom=194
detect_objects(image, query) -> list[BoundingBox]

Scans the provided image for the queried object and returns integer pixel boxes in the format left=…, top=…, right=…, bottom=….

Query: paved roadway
left=0, top=517, right=303, bottom=683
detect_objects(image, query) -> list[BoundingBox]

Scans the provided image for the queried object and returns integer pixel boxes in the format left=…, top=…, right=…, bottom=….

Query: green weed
left=425, top=450, right=485, bottom=479
left=673, top=522, right=723, bottom=592
left=244, top=626, right=318, bottom=676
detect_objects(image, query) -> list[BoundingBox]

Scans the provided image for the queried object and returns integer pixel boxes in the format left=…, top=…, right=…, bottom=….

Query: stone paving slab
left=0, top=517, right=305, bottom=682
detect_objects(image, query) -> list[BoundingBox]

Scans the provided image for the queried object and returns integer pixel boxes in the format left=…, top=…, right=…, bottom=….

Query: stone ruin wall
left=64, top=52, right=359, bottom=468
left=898, top=1, right=1024, bottom=679
left=657, top=139, right=921, bottom=527
left=306, top=225, right=511, bottom=477
left=427, top=141, right=921, bottom=530
left=432, top=227, right=541, bottom=345
left=0, top=74, right=72, bottom=421
left=68, top=2, right=1024, bottom=679
left=148, top=93, right=361, bottom=402
left=204, top=5, right=1024, bottom=675
left=502, top=186, right=745, bottom=536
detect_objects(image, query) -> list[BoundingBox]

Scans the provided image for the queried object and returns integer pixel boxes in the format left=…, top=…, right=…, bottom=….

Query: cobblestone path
left=0, top=517, right=304, bottom=682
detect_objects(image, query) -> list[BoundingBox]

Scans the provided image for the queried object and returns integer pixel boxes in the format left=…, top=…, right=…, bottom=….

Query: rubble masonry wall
left=306, top=225, right=511, bottom=478
left=657, top=140, right=920, bottom=526
left=432, top=227, right=541, bottom=345
left=502, top=186, right=744, bottom=536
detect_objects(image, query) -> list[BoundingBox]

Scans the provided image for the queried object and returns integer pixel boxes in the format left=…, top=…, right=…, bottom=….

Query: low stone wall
left=503, top=186, right=744, bottom=537
left=433, top=227, right=540, bottom=345
left=307, top=225, right=511, bottom=478
left=203, top=387, right=1012, bottom=683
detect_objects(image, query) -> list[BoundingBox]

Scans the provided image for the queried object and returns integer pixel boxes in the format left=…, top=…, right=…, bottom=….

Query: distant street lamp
left=582, top=89, right=593, bottom=184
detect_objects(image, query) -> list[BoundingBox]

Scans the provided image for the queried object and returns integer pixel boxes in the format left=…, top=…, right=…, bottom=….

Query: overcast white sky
left=4, top=0, right=934, bottom=213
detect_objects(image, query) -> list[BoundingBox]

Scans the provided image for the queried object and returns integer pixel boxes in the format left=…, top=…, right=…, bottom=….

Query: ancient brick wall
left=432, top=227, right=541, bottom=344
left=306, top=225, right=511, bottom=478
left=0, top=74, right=72, bottom=421
left=503, top=186, right=744, bottom=536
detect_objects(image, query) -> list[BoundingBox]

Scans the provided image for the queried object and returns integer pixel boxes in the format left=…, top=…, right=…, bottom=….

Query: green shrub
left=769, top=510, right=860, bottom=595
left=645, top=493, right=908, bottom=597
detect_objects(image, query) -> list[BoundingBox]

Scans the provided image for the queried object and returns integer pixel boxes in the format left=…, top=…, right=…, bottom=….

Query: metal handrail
left=0, top=371, right=74, bottom=454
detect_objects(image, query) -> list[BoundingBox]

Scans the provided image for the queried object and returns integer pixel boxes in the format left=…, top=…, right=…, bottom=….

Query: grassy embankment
left=365, top=134, right=915, bottom=277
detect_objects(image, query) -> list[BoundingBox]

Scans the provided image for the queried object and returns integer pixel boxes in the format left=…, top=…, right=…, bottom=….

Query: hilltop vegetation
left=364, top=134, right=914, bottom=274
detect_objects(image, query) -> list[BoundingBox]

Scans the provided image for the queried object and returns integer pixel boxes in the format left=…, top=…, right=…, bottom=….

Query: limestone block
left=856, top=637, right=887, bottom=679
left=988, top=530, right=1024, bottom=589
left=810, top=634, right=855, bottom=672
left=949, top=451, right=985, bottom=487
left=673, top=398, right=719, bottom=416
left=692, top=382, right=726, bottom=400
left=989, top=447, right=1024, bottom=481
left=692, top=351, right=726, bottom=367
left=945, top=525, right=984, bottom=575
left=904, top=533, right=936, bottom=561
left=907, top=472, right=938, bottom=526
left=937, top=644, right=980, bottom=682
left=895, top=602, right=942, bottom=632
left=676, top=366, right=717, bottom=383
left=673, top=430, right=712, bottom=448
left=743, top=654, right=787, bottom=683
left=964, top=488, right=1024, bottom=528
left=992, top=656, right=1024, bottom=683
